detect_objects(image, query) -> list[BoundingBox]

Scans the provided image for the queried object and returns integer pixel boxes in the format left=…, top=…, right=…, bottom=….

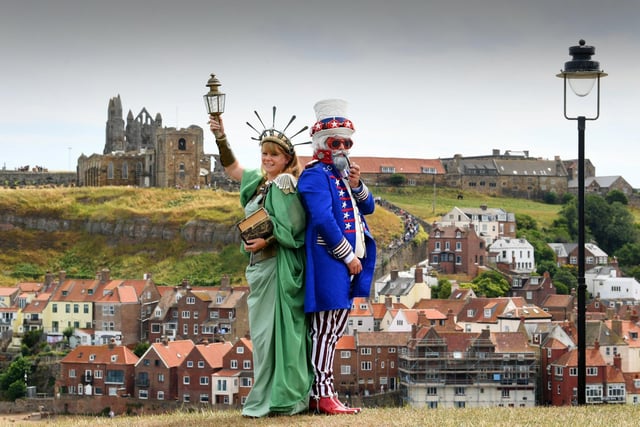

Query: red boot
left=310, top=396, right=359, bottom=415
left=332, top=396, right=361, bottom=414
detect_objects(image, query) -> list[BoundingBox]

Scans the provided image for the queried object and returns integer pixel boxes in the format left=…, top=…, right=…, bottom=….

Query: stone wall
left=0, top=213, right=240, bottom=246
left=0, top=171, right=76, bottom=187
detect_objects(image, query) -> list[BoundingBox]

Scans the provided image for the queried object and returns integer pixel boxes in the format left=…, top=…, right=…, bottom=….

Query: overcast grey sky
left=2, top=0, right=639, bottom=186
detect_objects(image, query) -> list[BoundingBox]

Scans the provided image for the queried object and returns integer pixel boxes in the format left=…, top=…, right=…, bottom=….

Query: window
left=427, top=387, right=437, bottom=396
left=139, top=389, right=148, bottom=399
left=157, top=391, right=164, bottom=400
left=187, top=361, right=193, bottom=368
left=198, top=361, right=205, bottom=368
left=200, top=394, right=209, bottom=403
left=243, top=360, right=252, bottom=369
left=587, top=367, right=598, bottom=376
left=200, top=376, right=209, bottom=385
left=181, top=311, right=190, bottom=319
left=361, top=348, right=372, bottom=355
left=69, top=369, right=76, bottom=378
left=237, top=347, right=244, bottom=354
left=341, top=365, right=351, bottom=375
left=501, top=389, right=510, bottom=398
left=183, top=376, right=190, bottom=385
left=217, top=379, right=227, bottom=392
left=340, top=351, right=351, bottom=358
left=230, top=360, right=238, bottom=369
left=186, top=296, right=195, bottom=304
left=122, top=162, right=128, bottom=179
left=52, top=304, right=57, bottom=313
left=241, top=377, right=252, bottom=387
left=105, top=370, right=124, bottom=384
left=84, top=304, right=89, bottom=314
left=361, top=361, right=372, bottom=371
left=455, top=387, right=465, bottom=396
left=183, top=393, right=190, bottom=403
left=158, top=373, right=164, bottom=383
left=569, top=367, right=577, bottom=376
left=455, top=242, right=462, bottom=251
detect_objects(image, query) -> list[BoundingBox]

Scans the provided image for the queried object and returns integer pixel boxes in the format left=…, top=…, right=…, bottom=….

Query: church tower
left=104, top=95, right=125, bottom=154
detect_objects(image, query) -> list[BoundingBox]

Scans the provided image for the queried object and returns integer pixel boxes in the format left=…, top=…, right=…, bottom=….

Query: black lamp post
left=204, top=73, right=226, bottom=115
left=557, top=39, right=607, bottom=405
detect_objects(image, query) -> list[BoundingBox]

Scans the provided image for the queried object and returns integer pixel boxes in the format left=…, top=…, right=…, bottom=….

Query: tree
left=0, top=356, right=30, bottom=400
left=471, top=270, right=510, bottom=298
left=133, top=341, right=151, bottom=358
left=615, top=242, right=640, bottom=267
left=432, top=278, right=452, bottom=299
left=387, top=174, right=407, bottom=186
left=553, top=266, right=577, bottom=295
left=606, top=189, right=628, bottom=205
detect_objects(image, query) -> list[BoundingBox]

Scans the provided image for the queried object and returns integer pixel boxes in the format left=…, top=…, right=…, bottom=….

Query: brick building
left=57, top=343, right=139, bottom=398
left=428, top=223, right=487, bottom=278
left=135, top=339, right=195, bottom=401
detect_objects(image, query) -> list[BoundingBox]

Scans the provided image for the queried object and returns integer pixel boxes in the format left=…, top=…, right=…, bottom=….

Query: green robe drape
left=239, top=169, right=312, bottom=417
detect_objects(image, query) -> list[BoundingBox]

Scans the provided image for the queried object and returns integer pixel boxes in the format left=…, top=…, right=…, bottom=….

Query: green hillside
left=0, top=186, right=403, bottom=287
left=1, top=185, right=638, bottom=287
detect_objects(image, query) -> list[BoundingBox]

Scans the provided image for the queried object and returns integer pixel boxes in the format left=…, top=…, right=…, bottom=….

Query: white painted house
left=488, top=237, right=536, bottom=273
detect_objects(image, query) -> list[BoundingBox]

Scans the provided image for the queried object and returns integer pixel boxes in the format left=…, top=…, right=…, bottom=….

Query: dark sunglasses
left=327, top=137, right=354, bottom=150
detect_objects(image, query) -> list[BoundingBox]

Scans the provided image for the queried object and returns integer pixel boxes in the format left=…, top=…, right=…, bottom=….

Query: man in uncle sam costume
left=298, top=99, right=377, bottom=415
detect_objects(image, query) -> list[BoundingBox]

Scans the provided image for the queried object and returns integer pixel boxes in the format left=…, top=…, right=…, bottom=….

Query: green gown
left=239, top=169, right=313, bottom=417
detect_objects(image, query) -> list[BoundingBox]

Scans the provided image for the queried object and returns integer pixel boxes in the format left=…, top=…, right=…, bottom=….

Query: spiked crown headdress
left=246, top=106, right=309, bottom=156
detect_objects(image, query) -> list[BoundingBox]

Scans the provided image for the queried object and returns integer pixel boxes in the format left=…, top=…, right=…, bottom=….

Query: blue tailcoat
left=298, top=161, right=377, bottom=313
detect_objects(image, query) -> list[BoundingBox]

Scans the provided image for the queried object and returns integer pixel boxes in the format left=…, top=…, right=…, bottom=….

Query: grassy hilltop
left=3, top=184, right=635, bottom=288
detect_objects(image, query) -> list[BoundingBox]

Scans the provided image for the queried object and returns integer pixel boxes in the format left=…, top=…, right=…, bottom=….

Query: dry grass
left=9, top=405, right=640, bottom=427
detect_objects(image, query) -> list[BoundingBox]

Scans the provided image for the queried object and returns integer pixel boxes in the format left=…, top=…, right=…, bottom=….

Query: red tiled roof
left=17, top=282, right=42, bottom=292
left=213, top=369, right=242, bottom=377
left=61, top=344, right=139, bottom=365
left=196, top=341, right=233, bottom=369
left=298, top=156, right=445, bottom=175
left=151, top=339, right=195, bottom=367
left=0, top=287, right=19, bottom=296
left=337, top=335, right=356, bottom=350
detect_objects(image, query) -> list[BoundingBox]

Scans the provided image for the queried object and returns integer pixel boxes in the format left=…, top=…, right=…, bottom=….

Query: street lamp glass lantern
left=557, top=39, right=607, bottom=119
left=204, top=73, right=226, bottom=115
left=557, top=39, right=607, bottom=96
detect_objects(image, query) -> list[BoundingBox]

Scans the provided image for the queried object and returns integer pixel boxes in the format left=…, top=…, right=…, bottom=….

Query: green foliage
left=616, top=242, right=640, bottom=267
left=0, top=356, right=30, bottom=400
left=432, top=278, right=452, bottom=299
left=516, top=214, right=538, bottom=231
left=388, top=174, right=407, bottom=186
left=543, top=191, right=559, bottom=204
left=471, top=270, right=510, bottom=297
left=555, top=193, right=638, bottom=255
left=553, top=266, right=577, bottom=295
left=63, top=326, right=75, bottom=340
left=606, top=189, right=628, bottom=205
left=133, top=342, right=151, bottom=358
left=21, top=329, right=43, bottom=356
left=9, top=262, right=44, bottom=279
left=6, top=380, right=27, bottom=400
